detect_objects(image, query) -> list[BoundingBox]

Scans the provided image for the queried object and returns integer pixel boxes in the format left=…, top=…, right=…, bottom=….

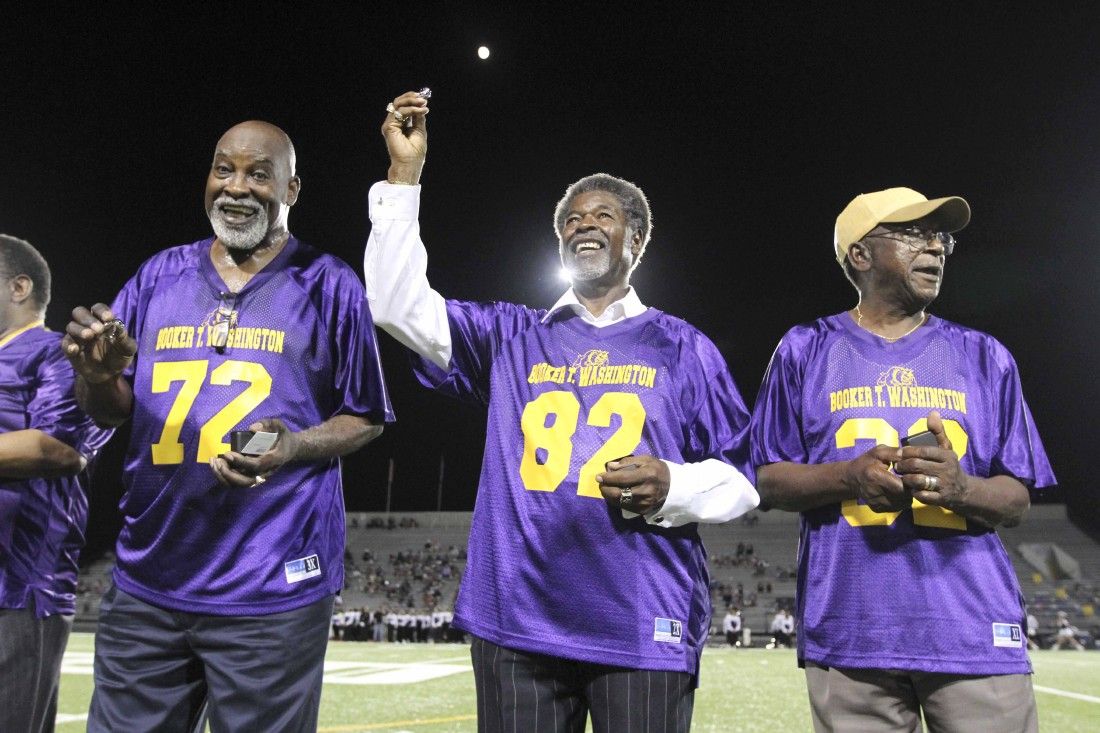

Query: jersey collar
left=0, top=320, right=45, bottom=349
left=542, top=286, right=647, bottom=326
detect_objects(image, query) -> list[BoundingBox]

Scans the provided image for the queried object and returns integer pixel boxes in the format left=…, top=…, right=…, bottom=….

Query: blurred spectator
left=770, top=609, right=794, bottom=648
left=723, top=607, right=743, bottom=647
left=1026, top=613, right=1039, bottom=650
left=1054, top=612, right=1085, bottom=651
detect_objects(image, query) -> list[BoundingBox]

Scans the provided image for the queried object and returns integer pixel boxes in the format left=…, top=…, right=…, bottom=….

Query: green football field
left=56, top=634, right=1099, bottom=732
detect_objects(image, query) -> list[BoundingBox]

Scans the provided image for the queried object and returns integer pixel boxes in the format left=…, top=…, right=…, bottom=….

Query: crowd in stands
left=349, top=515, right=422, bottom=530
left=330, top=606, right=464, bottom=643
left=706, top=524, right=802, bottom=649
left=342, top=540, right=465, bottom=609
left=710, top=543, right=797, bottom=578
left=73, top=517, right=1100, bottom=654
left=1024, top=580, right=1098, bottom=649
left=331, top=539, right=467, bottom=643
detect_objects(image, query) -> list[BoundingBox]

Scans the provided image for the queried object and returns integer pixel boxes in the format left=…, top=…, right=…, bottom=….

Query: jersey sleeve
left=413, top=300, right=540, bottom=405
left=989, top=344, right=1056, bottom=488
left=324, top=266, right=395, bottom=423
left=27, top=344, right=90, bottom=451
left=750, top=333, right=809, bottom=467
left=682, top=332, right=753, bottom=480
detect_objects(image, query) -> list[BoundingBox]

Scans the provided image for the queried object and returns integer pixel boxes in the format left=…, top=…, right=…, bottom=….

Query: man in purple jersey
left=365, top=91, right=759, bottom=733
left=62, top=121, right=393, bottom=732
left=0, top=234, right=111, bottom=733
left=750, top=187, right=1055, bottom=732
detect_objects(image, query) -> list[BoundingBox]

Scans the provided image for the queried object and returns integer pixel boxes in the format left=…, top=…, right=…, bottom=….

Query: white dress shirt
left=364, top=181, right=758, bottom=527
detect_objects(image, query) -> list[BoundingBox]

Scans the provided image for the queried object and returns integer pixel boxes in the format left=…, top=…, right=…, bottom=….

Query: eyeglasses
left=870, top=226, right=955, bottom=256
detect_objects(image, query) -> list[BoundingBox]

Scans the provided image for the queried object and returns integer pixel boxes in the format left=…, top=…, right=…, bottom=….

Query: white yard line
left=55, top=713, right=88, bottom=724
left=1033, top=685, right=1100, bottom=704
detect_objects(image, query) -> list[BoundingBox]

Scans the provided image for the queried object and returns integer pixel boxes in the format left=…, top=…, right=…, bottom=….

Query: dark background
left=3, top=4, right=1097, bottom=556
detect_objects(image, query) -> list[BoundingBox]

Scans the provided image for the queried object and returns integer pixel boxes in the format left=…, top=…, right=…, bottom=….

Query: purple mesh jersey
left=415, top=301, right=751, bottom=674
left=0, top=325, right=112, bottom=616
left=109, top=237, right=392, bottom=615
left=750, top=313, right=1055, bottom=675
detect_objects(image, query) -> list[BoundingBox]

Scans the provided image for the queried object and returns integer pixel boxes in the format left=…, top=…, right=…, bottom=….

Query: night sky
left=4, top=5, right=1098, bottom=554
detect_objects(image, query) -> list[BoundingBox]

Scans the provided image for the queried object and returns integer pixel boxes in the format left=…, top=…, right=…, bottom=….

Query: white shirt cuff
left=368, top=181, right=421, bottom=220
left=622, top=458, right=759, bottom=528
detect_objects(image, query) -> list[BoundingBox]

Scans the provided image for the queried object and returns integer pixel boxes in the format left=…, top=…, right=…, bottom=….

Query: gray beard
left=562, top=246, right=632, bottom=282
left=208, top=196, right=270, bottom=251
left=569, top=256, right=610, bottom=281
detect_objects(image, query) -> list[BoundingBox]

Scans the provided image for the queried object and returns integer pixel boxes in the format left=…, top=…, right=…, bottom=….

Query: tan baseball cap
left=834, top=187, right=971, bottom=264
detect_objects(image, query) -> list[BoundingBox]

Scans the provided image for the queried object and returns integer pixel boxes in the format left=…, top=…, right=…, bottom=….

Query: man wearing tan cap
left=749, top=187, right=1056, bottom=731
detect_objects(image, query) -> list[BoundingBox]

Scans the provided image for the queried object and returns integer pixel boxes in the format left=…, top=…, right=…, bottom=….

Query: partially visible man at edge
left=750, top=187, right=1055, bottom=732
left=364, top=91, right=759, bottom=732
left=61, top=121, right=392, bottom=732
left=0, top=233, right=111, bottom=733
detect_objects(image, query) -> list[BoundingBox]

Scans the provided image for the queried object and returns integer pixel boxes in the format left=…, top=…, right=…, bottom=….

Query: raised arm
left=60, top=303, right=137, bottom=427
left=364, top=90, right=452, bottom=370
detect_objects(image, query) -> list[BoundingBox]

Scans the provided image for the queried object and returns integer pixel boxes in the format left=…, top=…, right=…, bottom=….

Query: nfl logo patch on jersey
left=992, top=622, right=1023, bottom=648
left=653, top=617, right=683, bottom=643
left=284, top=554, right=322, bottom=584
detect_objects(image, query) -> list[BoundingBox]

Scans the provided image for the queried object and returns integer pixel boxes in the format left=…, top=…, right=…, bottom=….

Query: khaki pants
left=805, top=662, right=1038, bottom=733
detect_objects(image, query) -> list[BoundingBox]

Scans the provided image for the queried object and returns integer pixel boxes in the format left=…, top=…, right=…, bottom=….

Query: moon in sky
left=478, top=46, right=490, bottom=60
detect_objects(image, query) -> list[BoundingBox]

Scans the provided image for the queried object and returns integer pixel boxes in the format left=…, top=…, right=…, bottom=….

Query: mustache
left=211, top=195, right=262, bottom=214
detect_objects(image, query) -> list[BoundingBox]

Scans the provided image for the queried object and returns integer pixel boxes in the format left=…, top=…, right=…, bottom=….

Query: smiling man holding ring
left=365, top=90, right=759, bottom=732
left=62, top=120, right=392, bottom=732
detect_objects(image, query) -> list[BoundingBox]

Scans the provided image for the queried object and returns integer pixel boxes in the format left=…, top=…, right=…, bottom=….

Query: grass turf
left=56, top=634, right=1099, bottom=732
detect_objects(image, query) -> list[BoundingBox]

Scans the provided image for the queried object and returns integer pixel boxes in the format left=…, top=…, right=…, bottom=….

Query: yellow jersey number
left=519, top=391, right=645, bottom=498
left=150, top=359, right=272, bottom=464
left=836, top=416, right=969, bottom=530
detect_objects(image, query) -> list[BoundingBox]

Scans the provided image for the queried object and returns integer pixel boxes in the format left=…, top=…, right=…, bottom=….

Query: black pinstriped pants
left=471, top=635, right=695, bottom=733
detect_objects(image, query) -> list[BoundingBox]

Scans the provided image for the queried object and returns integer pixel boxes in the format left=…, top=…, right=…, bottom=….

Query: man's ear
left=8, top=274, right=33, bottom=305
left=847, top=241, right=872, bottom=272
left=285, top=176, right=301, bottom=206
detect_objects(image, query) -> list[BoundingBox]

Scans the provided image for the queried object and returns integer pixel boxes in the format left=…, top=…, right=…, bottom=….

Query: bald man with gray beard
left=63, top=121, right=393, bottom=732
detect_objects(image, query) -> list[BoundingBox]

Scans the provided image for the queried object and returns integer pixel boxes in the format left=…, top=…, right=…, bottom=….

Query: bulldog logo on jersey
left=877, top=366, right=917, bottom=387
left=572, top=349, right=610, bottom=369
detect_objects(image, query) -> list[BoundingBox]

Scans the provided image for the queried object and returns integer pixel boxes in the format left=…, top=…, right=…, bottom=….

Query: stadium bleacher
left=1001, top=505, right=1100, bottom=645
left=75, top=506, right=1099, bottom=649
left=339, top=512, right=470, bottom=615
